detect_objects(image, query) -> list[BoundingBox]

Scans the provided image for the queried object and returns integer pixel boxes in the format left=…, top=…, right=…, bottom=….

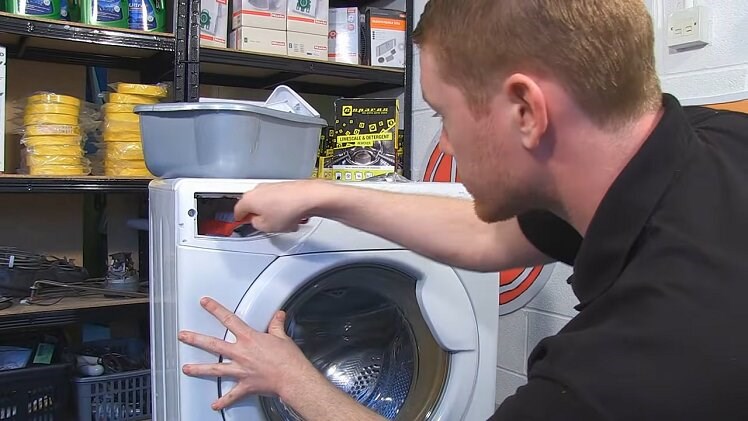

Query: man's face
left=420, top=47, right=534, bottom=223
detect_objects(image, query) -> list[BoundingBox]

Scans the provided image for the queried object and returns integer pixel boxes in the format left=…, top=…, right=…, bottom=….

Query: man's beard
left=471, top=183, right=540, bottom=223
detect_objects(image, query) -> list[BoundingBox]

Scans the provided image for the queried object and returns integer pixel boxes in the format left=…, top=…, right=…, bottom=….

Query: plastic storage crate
left=72, top=369, right=151, bottom=421
left=0, top=364, right=71, bottom=420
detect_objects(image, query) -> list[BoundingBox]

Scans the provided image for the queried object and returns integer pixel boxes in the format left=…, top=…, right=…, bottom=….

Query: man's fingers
left=233, top=195, right=255, bottom=222
left=268, top=311, right=288, bottom=339
left=182, top=362, right=243, bottom=378
left=200, top=297, right=255, bottom=338
left=179, top=330, right=233, bottom=357
left=212, top=384, right=250, bottom=411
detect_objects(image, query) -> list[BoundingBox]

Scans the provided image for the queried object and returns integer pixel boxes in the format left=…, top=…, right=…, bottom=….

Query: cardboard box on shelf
left=287, top=31, right=328, bottom=61
left=229, top=26, right=287, bottom=55
left=232, top=0, right=287, bottom=31
left=361, top=8, right=406, bottom=69
left=287, top=0, right=328, bottom=36
left=200, top=0, right=229, bottom=48
left=328, top=7, right=359, bottom=64
left=332, top=98, right=399, bottom=181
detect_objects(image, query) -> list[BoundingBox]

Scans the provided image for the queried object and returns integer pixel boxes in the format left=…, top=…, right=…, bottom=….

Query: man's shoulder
left=683, top=105, right=748, bottom=144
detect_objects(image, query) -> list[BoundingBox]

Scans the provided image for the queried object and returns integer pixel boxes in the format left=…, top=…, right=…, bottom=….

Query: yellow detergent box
left=396, top=130, right=404, bottom=175
left=332, top=98, right=399, bottom=181
left=317, top=126, right=335, bottom=179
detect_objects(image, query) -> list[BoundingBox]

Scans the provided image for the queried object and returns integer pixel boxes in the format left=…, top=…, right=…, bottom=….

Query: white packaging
left=0, top=46, right=5, bottom=173
left=287, top=31, right=328, bottom=61
left=287, top=0, right=328, bottom=36
left=232, top=0, right=287, bottom=31
left=328, top=7, right=359, bottom=64
left=364, top=9, right=406, bottom=69
left=200, top=0, right=229, bottom=48
left=229, top=27, right=287, bottom=56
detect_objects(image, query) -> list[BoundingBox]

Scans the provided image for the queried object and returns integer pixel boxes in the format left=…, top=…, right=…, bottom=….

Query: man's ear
left=503, top=73, right=548, bottom=150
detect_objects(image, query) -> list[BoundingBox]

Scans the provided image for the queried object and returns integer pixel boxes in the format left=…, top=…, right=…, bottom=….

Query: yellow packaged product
left=104, top=120, right=141, bottom=133
left=104, top=142, right=144, bottom=160
left=104, top=167, right=152, bottom=177
left=105, top=112, right=140, bottom=124
left=27, top=93, right=82, bottom=108
left=102, top=103, right=137, bottom=114
left=22, top=135, right=82, bottom=147
left=108, top=93, right=160, bottom=105
left=26, top=155, right=87, bottom=166
left=26, top=144, right=84, bottom=156
left=25, top=103, right=80, bottom=116
left=23, top=113, right=79, bottom=126
left=25, top=125, right=81, bottom=136
left=105, top=159, right=148, bottom=170
left=29, top=165, right=90, bottom=176
left=111, top=83, right=168, bottom=98
left=104, top=159, right=151, bottom=176
left=103, top=131, right=142, bottom=142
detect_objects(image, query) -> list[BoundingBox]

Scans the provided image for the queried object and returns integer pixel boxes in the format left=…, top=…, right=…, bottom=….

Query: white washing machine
left=149, top=178, right=498, bottom=421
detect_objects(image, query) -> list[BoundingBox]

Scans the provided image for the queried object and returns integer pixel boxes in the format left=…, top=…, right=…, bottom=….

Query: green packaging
left=5, top=0, right=63, bottom=20
left=80, top=0, right=128, bottom=28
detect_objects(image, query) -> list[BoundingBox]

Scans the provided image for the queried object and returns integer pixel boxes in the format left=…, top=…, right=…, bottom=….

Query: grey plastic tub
left=134, top=102, right=328, bottom=179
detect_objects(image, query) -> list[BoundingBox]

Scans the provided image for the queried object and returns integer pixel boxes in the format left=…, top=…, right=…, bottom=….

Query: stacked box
left=328, top=7, right=359, bottom=64
left=361, top=8, right=406, bottom=68
left=200, top=0, right=229, bottom=48
left=332, top=98, right=399, bottom=181
left=286, top=0, right=328, bottom=60
left=229, top=0, right=287, bottom=54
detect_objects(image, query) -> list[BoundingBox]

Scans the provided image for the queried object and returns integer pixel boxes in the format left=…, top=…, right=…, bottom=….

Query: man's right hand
left=234, top=180, right=323, bottom=233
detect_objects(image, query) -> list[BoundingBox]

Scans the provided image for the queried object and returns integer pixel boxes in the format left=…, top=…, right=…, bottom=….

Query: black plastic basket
left=72, top=338, right=151, bottom=421
left=0, top=364, right=71, bottom=421
left=72, top=369, right=151, bottom=421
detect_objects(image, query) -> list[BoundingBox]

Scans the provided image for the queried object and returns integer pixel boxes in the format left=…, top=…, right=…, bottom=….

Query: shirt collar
left=571, top=94, right=697, bottom=310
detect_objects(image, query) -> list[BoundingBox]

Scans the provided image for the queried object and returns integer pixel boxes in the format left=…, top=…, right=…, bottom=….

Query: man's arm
left=235, top=180, right=552, bottom=272
left=278, top=368, right=385, bottom=421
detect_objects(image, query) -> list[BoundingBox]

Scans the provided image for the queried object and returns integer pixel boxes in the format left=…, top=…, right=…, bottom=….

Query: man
left=177, top=0, right=748, bottom=419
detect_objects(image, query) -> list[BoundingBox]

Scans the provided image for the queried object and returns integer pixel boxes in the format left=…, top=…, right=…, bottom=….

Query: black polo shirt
left=491, top=94, right=748, bottom=420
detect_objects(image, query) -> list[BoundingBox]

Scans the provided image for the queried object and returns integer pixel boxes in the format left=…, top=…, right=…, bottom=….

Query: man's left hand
left=178, top=296, right=317, bottom=411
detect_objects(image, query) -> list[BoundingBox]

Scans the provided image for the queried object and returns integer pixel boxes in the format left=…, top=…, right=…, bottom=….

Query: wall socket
left=667, top=5, right=711, bottom=51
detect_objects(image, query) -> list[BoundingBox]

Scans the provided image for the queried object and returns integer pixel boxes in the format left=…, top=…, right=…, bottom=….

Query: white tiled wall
left=494, top=263, right=577, bottom=405
left=649, top=0, right=748, bottom=104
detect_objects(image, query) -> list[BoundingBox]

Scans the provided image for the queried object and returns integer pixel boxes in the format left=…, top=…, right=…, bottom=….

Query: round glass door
left=260, top=264, right=449, bottom=420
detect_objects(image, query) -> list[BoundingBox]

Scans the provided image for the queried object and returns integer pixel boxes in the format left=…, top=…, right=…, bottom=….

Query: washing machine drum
left=259, top=265, right=449, bottom=420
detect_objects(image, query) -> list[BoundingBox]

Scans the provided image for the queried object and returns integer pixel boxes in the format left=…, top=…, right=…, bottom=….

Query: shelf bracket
left=16, top=36, right=28, bottom=59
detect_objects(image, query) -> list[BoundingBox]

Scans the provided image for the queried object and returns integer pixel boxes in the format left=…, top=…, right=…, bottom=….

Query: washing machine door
left=219, top=250, right=481, bottom=421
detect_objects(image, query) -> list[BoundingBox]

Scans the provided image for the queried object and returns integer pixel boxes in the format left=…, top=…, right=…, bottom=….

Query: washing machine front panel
left=164, top=246, right=276, bottom=421
left=218, top=250, right=482, bottom=421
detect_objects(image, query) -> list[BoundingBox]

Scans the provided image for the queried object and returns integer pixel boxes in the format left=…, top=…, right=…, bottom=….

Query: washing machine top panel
left=152, top=179, right=474, bottom=257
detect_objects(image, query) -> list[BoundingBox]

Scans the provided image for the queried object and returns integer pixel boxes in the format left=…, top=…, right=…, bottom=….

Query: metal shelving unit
left=0, top=296, right=149, bottom=332
left=199, top=47, right=405, bottom=97
left=0, top=0, right=415, bottom=319
left=0, top=12, right=175, bottom=82
left=0, top=175, right=153, bottom=193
